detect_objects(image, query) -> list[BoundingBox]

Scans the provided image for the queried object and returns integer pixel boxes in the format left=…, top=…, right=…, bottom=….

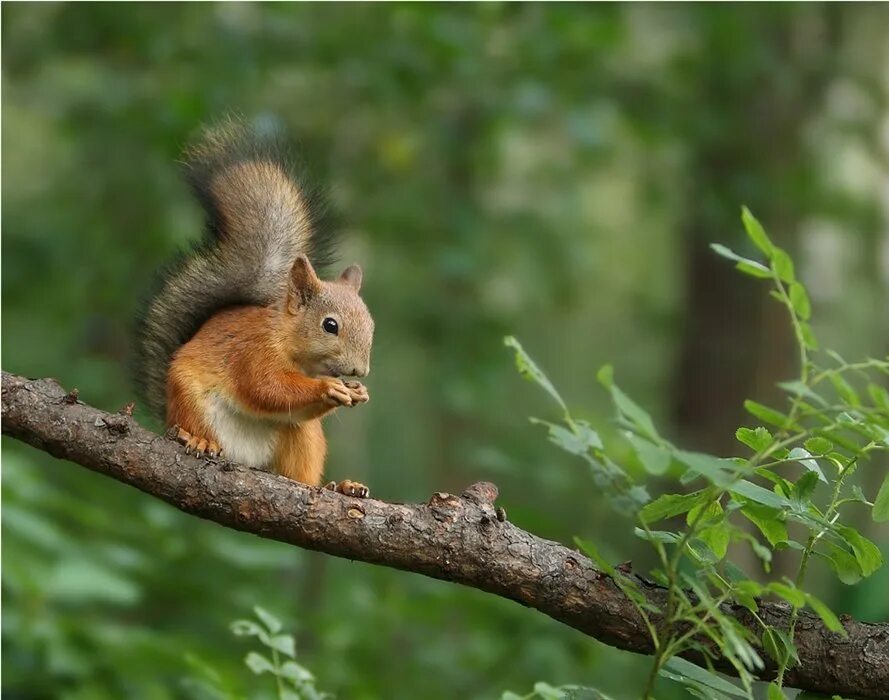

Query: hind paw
left=175, top=427, right=222, bottom=458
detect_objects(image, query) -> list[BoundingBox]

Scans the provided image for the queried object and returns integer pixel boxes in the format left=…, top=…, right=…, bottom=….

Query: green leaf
left=804, top=593, right=846, bottom=635
left=634, top=528, right=680, bottom=544
left=762, top=627, right=799, bottom=668
left=532, top=419, right=602, bottom=455
left=791, top=471, right=820, bottom=506
left=868, top=383, right=889, bottom=412
left=639, top=491, right=706, bottom=524
left=734, top=578, right=763, bottom=598
left=768, top=581, right=805, bottom=608
left=829, top=374, right=860, bottom=407
left=768, top=682, right=787, bottom=700
left=850, top=485, right=869, bottom=504
left=789, top=282, right=811, bottom=320
left=874, top=472, right=889, bottom=522
left=661, top=657, right=747, bottom=698
left=719, top=617, right=764, bottom=672
left=736, top=427, right=773, bottom=452
left=730, top=480, right=791, bottom=510
left=747, top=538, right=773, bottom=570
left=686, top=499, right=722, bottom=527
left=253, top=606, right=283, bottom=634
left=866, top=424, right=889, bottom=447
left=740, top=503, right=787, bottom=546
left=799, top=321, right=819, bottom=350
left=231, top=620, right=262, bottom=636
left=804, top=437, right=833, bottom=455
left=596, top=364, right=615, bottom=387
left=710, top=243, right=772, bottom=278
left=741, top=206, right=774, bottom=257
left=787, top=447, right=827, bottom=483
left=676, top=451, right=733, bottom=486
left=280, top=661, right=315, bottom=683
left=836, top=526, right=883, bottom=577
left=244, top=651, right=275, bottom=675
left=771, top=247, right=795, bottom=284
left=735, top=260, right=774, bottom=279
left=269, top=633, right=296, bottom=658
left=744, top=400, right=792, bottom=429
left=779, top=381, right=827, bottom=407
left=627, top=435, right=671, bottom=475
left=598, top=372, right=660, bottom=441
left=732, top=579, right=761, bottom=612
left=820, top=542, right=862, bottom=585
left=557, top=687, right=615, bottom=700
left=710, top=242, right=742, bottom=261
left=533, top=682, right=566, bottom=700
left=230, top=619, right=270, bottom=645
left=658, top=675, right=733, bottom=700
left=697, top=521, right=730, bottom=560
left=505, top=336, right=567, bottom=413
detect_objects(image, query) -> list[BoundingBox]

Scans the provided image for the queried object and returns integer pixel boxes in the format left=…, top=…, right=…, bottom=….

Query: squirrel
left=133, top=118, right=374, bottom=497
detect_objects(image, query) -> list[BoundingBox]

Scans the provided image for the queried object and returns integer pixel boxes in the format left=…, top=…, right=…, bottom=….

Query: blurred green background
left=3, top=4, right=888, bottom=699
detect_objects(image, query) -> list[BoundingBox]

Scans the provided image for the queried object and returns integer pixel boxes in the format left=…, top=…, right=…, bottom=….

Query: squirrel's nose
left=352, top=365, right=369, bottom=378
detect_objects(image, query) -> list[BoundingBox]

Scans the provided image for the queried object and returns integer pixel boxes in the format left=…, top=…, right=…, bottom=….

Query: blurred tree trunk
left=673, top=221, right=794, bottom=454
left=672, top=7, right=838, bottom=455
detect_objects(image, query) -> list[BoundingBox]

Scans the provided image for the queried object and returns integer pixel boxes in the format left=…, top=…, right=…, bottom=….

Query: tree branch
left=2, top=371, right=887, bottom=698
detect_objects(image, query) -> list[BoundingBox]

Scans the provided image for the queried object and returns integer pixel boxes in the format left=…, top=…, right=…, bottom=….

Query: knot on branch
left=461, top=481, right=499, bottom=506
left=95, top=414, right=131, bottom=435
left=427, top=492, right=461, bottom=522
left=462, top=481, right=507, bottom=525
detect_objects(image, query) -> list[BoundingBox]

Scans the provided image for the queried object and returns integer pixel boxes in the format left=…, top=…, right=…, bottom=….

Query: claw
left=325, top=479, right=370, bottom=499
left=174, top=427, right=218, bottom=460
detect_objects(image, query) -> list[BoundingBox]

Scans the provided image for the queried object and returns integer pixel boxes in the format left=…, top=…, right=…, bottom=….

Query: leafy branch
left=507, top=207, right=889, bottom=700
left=186, top=607, right=328, bottom=700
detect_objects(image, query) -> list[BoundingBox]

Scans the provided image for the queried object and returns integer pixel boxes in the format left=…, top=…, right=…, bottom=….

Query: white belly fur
left=205, top=395, right=280, bottom=469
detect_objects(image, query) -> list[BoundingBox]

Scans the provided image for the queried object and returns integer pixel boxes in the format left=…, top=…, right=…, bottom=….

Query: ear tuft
left=287, top=254, right=321, bottom=312
left=339, top=264, right=363, bottom=292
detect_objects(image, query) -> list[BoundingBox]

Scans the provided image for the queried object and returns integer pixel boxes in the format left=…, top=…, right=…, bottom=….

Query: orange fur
left=166, top=305, right=338, bottom=485
left=275, top=421, right=327, bottom=485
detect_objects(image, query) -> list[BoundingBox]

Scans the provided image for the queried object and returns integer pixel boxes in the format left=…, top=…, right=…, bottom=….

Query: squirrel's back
left=133, top=118, right=336, bottom=418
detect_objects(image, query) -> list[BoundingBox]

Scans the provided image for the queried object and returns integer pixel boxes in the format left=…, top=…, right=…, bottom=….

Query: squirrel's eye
left=322, top=317, right=339, bottom=335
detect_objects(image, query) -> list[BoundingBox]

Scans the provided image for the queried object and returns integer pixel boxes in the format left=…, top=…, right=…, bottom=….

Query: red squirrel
left=134, top=119, right=374, bottom=497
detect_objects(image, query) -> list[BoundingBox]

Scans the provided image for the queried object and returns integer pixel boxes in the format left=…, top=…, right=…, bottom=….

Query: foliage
left=508, top=209, right=889, bottom=699
left=185, top=608, right=328, bottom=700
left=502, top=682, right=615, bottom=700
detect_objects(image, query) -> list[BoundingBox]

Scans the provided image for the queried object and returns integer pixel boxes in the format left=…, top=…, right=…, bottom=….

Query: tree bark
left=2, top=370, right=887, bottom=699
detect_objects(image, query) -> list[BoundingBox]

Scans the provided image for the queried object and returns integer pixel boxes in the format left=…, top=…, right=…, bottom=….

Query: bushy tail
left=133, top=117, right=336, bottom=419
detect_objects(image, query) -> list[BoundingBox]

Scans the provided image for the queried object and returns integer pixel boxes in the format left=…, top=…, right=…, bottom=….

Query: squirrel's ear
left=287, top=255, right=321, bottom=312
left=338, top=264, right=362, bottom=292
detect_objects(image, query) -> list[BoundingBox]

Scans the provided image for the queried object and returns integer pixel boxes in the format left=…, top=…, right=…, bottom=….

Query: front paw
left=343, top=381, right=369, bottom=404
left=321, top=378, right=353, bottom=407
left=324, top=479, right=370, bottom=498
